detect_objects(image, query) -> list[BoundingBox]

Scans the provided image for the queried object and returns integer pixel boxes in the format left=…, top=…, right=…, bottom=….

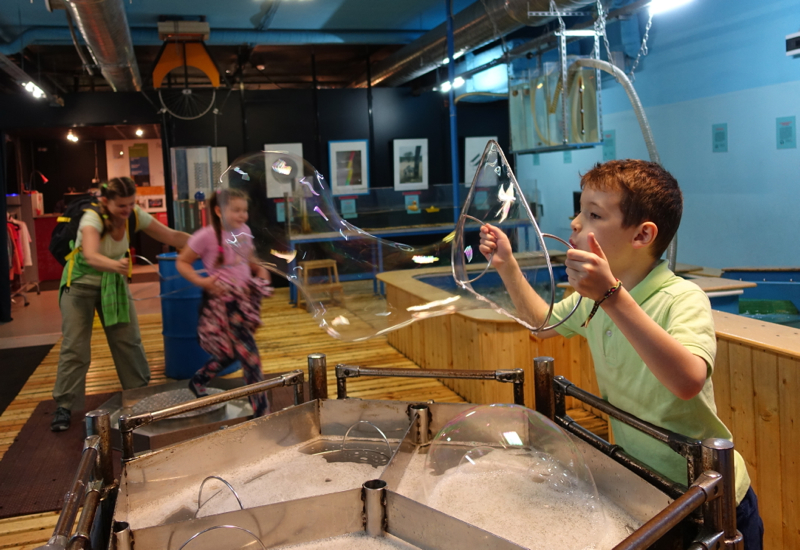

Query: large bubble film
left=216, top=150, right=488, bottom=342
left=421, top=404, right=606, bottom=550
left=453, top=140, right=576, bottom=332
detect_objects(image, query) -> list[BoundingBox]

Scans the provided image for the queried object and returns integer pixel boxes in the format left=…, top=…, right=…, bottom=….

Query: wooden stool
left=297, top=259, right=345, bottom=307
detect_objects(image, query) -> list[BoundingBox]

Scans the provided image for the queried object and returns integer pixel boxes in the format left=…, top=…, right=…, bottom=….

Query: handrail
left=118, top=370, right=305, bottom=461
left=335, top=364, right=525, bottom=406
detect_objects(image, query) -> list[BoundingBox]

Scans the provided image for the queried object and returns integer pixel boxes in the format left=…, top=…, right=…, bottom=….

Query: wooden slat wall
left=713, top=337, right=800, bottom=548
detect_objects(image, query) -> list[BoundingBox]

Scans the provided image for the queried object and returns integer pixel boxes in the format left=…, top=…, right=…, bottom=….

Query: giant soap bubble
left=420, top=404, right=606, bottom=550
left=198, top=142, right=577, bottom=342
left=453, top=140, right=580, bottom=331
left=215, top=150, right=483, bottom=342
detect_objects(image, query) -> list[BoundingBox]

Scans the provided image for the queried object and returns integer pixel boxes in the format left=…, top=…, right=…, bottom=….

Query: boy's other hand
left=479, top=224, right=514, bottom=267
left=565, top=233, right=617, bottom=301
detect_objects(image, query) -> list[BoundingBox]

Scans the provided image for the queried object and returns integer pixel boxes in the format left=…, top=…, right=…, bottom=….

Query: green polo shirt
left=550, top=260, right=750, bottom=504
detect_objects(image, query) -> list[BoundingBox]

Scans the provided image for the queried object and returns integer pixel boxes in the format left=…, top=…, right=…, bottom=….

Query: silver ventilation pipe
left=62, top=0, right=142, bottom=91
left=351, top=0, right=596, bottom=88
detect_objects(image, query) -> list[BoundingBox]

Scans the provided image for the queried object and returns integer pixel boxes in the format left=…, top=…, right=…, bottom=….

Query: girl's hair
left=208, top=188, right=249, bottom=267
left=99, top=176, right=137, bottom=235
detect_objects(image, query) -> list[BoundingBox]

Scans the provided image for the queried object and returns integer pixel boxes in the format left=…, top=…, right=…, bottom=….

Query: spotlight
left=440, top=81, right=452, bottom=93
left=135, top=128, right=144, bottom=137
left=67, top=130, right=79, bottom=143
left=453, top=77, right=465, bottom=88
left=649, top=0, right=693, bottom=15
left=23, top=81, right=45, bottom=99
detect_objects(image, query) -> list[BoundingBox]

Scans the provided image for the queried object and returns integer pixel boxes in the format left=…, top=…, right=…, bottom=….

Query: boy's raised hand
left=479, top=223, right=514, bottom=268
left=565, top=233, right=617, bottom=301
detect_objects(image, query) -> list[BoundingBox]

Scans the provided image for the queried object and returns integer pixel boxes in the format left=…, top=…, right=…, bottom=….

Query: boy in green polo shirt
left=479, top=159, right=763, bottom=548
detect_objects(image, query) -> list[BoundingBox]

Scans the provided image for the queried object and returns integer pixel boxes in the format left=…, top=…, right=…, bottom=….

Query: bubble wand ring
left=455, top=214, right=495, bottom=284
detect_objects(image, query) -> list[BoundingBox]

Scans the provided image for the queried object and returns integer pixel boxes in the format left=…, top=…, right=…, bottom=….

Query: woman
left=51, top=177, right=190, bottom=431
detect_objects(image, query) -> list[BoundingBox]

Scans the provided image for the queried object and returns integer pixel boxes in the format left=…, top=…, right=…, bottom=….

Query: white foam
left=127, top=439, right=381, bottom=530
left=396, top=451, right=640, bottom=550
left=270, top=532, right=418, bottom=550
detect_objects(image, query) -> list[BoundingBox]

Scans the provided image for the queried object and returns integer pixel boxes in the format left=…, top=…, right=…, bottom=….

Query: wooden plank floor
left=0, top=286, right=604, bottom=549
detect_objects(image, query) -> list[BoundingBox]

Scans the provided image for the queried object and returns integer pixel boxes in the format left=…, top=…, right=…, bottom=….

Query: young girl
left=52, top=177, right=190, bottom=432
left=176, top=188, right=273, bottom=417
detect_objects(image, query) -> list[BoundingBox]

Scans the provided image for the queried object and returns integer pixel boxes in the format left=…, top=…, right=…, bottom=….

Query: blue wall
left=517, top=0, right=800, bottom=268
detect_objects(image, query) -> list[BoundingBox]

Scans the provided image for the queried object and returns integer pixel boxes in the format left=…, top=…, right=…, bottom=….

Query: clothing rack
left=6, top=194, right=41, bottom=307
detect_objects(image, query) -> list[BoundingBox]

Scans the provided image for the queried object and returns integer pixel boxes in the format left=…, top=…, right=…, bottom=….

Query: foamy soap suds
left=397, top=451, right=640, bottom=550
left=271, top=532, right=418, bottom=550
left=127, top=440, right=380, bottom=529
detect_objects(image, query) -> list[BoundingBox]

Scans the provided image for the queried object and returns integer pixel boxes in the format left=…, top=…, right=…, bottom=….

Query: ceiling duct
left=352, top=0, right=596, bottom=88
left=60, top=0, right=142, bottom=91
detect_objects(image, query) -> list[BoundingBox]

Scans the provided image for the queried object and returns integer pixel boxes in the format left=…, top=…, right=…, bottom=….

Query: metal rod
left=555, top=412, right=687, bottom=500
left=533, top=356, right=555, bottom=419
left=84, top=409, right=115, bottom=490
left=308, top=353, right=328, bottom=400
left=67, top=484, right=101, bottom=550
left=41, top=436, right=100, bottom=550
left=119, top=371, right=304, bottom=461
left=554, top=376, right=700, bottom=455
left=445, top=0, right=460, bottom=223
left=363, top=479, right=387, bottom=537
left=335, top=365, right=525, bottom=404
left=613, top=472, right=722, bottom=550
left=701, top=439, right=743, bottom=548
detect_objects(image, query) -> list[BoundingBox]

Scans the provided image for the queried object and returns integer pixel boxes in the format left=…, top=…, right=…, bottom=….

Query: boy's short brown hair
left=580, top=159, right=682, bottom=259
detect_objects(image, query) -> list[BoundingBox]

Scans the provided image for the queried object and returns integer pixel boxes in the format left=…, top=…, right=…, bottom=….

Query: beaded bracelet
left=581, top=279, right=622, bottom=327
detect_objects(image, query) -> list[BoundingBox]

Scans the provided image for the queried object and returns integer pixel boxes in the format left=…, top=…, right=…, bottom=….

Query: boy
left=479, top=159, right=763, bottom=548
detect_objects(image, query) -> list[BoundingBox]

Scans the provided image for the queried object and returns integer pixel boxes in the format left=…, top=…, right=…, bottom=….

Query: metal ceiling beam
left=350, top=0, right=597, bottom=88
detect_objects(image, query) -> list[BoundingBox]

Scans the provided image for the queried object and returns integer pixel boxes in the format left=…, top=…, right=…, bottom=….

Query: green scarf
left=60, top=251, right=130, bottom=326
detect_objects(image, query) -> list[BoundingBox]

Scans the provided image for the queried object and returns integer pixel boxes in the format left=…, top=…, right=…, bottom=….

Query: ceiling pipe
left=0, top=27, right=426, bottom=56
left=61, top=0, right=142, bottom=91
left=350, top=0, right=596, bottom=88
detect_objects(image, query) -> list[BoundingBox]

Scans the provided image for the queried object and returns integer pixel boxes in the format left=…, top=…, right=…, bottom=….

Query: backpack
left=49, top=197, right=139, bottom=266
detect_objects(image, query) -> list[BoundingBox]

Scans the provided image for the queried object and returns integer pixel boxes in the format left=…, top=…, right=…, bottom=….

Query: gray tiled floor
left=1, top=276, right=163, bottom=350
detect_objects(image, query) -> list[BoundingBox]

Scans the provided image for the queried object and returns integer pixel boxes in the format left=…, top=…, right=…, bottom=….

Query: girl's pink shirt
left=187, top=224, right=254, bottom=288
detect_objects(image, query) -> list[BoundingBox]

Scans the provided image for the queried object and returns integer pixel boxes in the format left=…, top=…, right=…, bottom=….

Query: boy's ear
left=631, top=221, right=658, bottom=250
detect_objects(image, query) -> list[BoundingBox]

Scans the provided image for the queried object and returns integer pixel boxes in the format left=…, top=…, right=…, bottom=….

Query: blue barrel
left=157, top=252, right=238, bottom=379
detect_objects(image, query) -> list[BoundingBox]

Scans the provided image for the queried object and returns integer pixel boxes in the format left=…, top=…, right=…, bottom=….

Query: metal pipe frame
left=67, top=480, right=102, bottom=550
left=84, top=409, right=115, bottom=491
left=335, top=365, right=525, bottom=406
left=553, top=375, right=705, bottom=487
left=36, top=436, right=100, bottom=550
left=308, top=353, right=328, bottom=400
left=363, top=480, right=388, bottom=537
left=701, top=439, right=743, bottom=549
left=119, top=370, right=304, bottom=462
left=614, top=471, right=722, bottom=550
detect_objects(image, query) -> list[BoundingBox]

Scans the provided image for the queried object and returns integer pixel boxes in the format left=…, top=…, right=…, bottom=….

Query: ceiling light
left=649, top=0, right=693, bottom=15
left=256, top=64, right=265, bottom=71
left=440, top=81, right=452, bottom=93
left=23, top=81, right=45, bottom=99
left=453, top=77, right=465, bottom=88
left=135, top=128, right=144, bottom=137
left=67, top=130, right=79, bottom=143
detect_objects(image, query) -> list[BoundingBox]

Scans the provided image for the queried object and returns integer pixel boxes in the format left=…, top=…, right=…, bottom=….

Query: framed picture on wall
left=264, top=142, right=304, bottom=199
left=393, top=138, right=428, bottom=191
left=464, top=136, right=497, bottom=187
left=328, top=140, right=369, bottom=196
